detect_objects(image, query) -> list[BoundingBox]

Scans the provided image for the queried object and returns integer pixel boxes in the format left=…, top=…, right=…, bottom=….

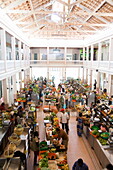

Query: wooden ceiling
left=0, top=0, right=113, bottom=39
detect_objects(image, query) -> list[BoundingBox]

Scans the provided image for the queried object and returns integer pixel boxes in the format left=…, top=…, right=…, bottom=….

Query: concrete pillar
left=87, top=46, right=89, bottom=60
left=47, top=47, right=49, bottom=64
left=1, top=29, right=7, bottom=71
left=108, top=38, right=113, bottom=69
left=64, top=47, right=67, bottom=64
left=78, top=67, right=80, bottom=79
left=19, top=41, right=21, bottom=64
left=2, top=79, right=8, bottom=104
left=23, top=44, right=26, bottom=65
left=27, top=68, right=30, bottom=81
left=98, top=42, right=102, bottom=67
left=62, top=68, right=66, bottom=80
left=86, top=68, right=88, bottom=83
left=13, top=74, right=17, bottom=99
left=47, top=67, right=49, bottom=80
left=82, top=67, right=84, bottom=83
left=19, top=72, right=22, bottom=89
left=97, top=72, right=100, bottom=93
left=83, top=47, right=85, bottom=61
left=89, top=70, right=92, bottom=89
left=91, top=45, right=93, bottom=68
left=11, top=36, right=15, bottom=68
left=108, top=74, right=111, bottom=96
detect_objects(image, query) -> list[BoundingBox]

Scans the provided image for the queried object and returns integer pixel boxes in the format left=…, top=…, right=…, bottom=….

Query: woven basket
left=14, top=127, right=24, bottom=136
left=4, top=149, right=14, bottom=158
left=9, top=142, right=16, bottom=151
left=8, top=133, right=21, bottom=146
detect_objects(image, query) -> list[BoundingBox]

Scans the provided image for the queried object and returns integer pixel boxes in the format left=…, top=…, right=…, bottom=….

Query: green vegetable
left=17, top=124, right=22, bottom=128
left=92, top=130, right=98, bottom=135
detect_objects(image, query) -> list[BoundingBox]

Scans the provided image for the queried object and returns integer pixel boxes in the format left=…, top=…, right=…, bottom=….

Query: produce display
left=39, top=158, right=48, bottom=168
left=16, top=97, right=26, bottom=102
left=14, top=124, right=24, bottom=136
left=8, top=133, right=21, bottom=146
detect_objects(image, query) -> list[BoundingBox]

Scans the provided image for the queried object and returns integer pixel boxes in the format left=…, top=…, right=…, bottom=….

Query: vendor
left=56, top=127, right=69, bottom=151
left=0, top=102, right=6, bottom=111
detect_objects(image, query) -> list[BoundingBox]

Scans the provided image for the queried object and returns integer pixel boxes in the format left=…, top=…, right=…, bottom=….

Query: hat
left=60, top=109, right=65, bottom=112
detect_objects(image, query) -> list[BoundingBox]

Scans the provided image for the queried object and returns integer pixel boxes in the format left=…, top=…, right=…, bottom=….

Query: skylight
left=51, top=1, right=68, bottom=23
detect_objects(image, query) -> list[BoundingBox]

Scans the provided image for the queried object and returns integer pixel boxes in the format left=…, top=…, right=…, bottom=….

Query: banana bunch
left=62, top=164, right=69, bottom=170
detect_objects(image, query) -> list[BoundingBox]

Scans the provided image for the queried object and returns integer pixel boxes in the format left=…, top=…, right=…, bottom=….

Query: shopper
left=72, top=158, right=89, bottom=170
left=106, top=163, right=113, bottom=170
left=30, top=131, right=39, bottom=166
left=76, top=112, right=84, bottom=137
left=0, top=102, right=6, bottom=111
left=56, top=127, right=68, bottom=151
left=60, top=109, right=69, bottom=134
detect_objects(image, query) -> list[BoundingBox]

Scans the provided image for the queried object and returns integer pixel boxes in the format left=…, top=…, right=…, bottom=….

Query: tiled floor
left=67, top=111, right=102, bottom=170
left=28, top=108, right=102, bottom=170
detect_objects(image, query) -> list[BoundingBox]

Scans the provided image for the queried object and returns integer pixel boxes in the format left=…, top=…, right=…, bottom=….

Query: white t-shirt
left=61, top=112, right=69, bottom=123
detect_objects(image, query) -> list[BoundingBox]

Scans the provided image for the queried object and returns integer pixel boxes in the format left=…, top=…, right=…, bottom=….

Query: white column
left=78, top=67, right=80, bottom=79
left=98, top=42, right=102, bottom=68
left=47, top=67, right=49, bottom=80
left=27, top=68, right=30, bottom=81
left=13, top=74, right=17, bottom=99
left=108, top=74, right=111, bottom=96
left=47, top=47, right=49, bottom=64
left=64, top=47, right=66, bottom=64
left=97, top=71, right=100, bottom=93
left=86, top=68, right=88, bottom=83
left=83, top=47, right=85, bottom=61
left=2, top=79, right=8, bottom=104
left=91, top=45, right=93, bottom=68
left=11, top=36, right=16, bottom=68
left=19, top=41, right=21, bottom=66
left=19, top=72, right=22, bottom=89
left=108, top=38, right=113, bottom=69
left=86, top=46, right=89, bottom=60
left=1, top=29, right=7, bottom=71
left=23, top=44, right=25, bottom=60
left=30, top=66, right=32, bottom=80
left=89, top=70, right=92, bottom=89
left=82, top=67, right=84, bottom=83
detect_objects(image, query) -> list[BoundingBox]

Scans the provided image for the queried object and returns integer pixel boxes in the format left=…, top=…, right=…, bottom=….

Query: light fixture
left=53, top=47, right=60, bottom=52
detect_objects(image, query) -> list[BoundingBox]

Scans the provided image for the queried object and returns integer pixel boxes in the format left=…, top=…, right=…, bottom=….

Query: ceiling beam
left=65, top=23, right=112, bottom=27
left=70, top=0, right=86, bottom=7
left=106, top=0, right=113, bottom=6
left=3, top=0, right=27, bottom=10
left=75, top=0, right=108, bottom=33
left=29, top=0, right=39, bottom=29
left=27, top=28, right=99, bottom=33
left=56, top=0, right=69, bottom=6
left=3, top=8, right=113, bottom=17
left=12, top=1, right=55, bottom=22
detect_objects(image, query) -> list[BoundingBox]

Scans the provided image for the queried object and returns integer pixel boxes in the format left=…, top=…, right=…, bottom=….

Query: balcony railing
left=6, top=60, right=14, bottom=70
left=109, top=61, right=113, bottom=70
left=30, top=60, right=83, bottom=67
left=0, top=60, right=5, bottom=72
left=99, top=61, right=109, bottom=68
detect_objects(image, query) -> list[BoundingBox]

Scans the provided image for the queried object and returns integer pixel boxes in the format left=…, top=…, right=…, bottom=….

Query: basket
left=100, top=132, right=109, bottom=140
left=9, top=142, right=16, bottom=151
left=8, top=133, right=21, bottom=146
left=14, top=127, right=24, bottom=136
left=4, top=149, right=14, bottom=158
